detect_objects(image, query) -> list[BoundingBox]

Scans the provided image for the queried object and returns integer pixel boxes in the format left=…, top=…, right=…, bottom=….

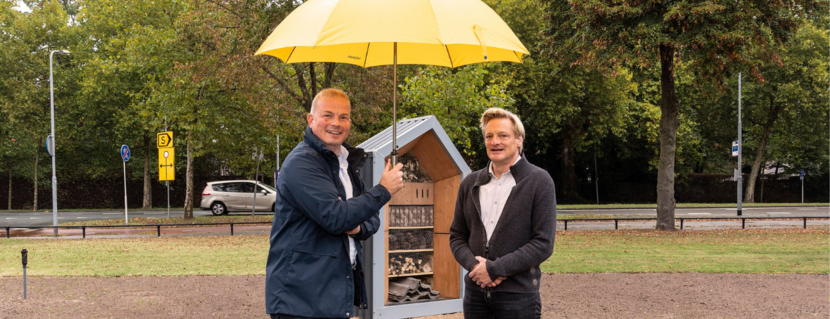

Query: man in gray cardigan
left=450, top=108, right=556, bottom=319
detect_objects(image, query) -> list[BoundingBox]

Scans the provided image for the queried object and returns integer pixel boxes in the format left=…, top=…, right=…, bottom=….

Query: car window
left=211, top=184, right=226, bottom=192
left=240, top=183, right=255, bottom=193
left=259, top=184, right=277, bottom=192
left=223, top=183, right=242, bottom=193
left=255, top=185, right=271, bottom=193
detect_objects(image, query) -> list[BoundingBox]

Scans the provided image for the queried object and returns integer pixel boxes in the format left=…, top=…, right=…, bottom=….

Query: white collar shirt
left=479, top=156, right=521, bottom=242
left=336, top=146, right=357, bottom=266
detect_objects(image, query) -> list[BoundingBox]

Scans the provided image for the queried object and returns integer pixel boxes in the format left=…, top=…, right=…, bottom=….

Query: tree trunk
left=656, top=45, right=680, bottom=231
left=745, top=97, right=782, bottom=203
left=142, top=134, right=152, bottom=209
left=33, top=150, right=38, bottom=211
left=183, top=131, right=194, bottom=219
left=759, top=167, right=765, bottom=203
left=7, top=172, right=11, bottom=210
left=559, top=135, right=584, bottom=202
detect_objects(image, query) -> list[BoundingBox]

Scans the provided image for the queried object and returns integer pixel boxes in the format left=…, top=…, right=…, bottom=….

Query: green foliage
left=401, top=65, right=513, bottom=158
left=0, top=0, right=826, bottom=209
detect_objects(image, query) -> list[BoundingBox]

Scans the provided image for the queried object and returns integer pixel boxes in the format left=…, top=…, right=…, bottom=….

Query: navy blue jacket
left=266, top=127, right=390, bottom=318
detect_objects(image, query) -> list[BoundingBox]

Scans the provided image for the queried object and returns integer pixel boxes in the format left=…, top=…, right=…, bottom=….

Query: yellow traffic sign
left=158, top=148, right=175, bottom=181
left=157, top=132, right=173, bottom=148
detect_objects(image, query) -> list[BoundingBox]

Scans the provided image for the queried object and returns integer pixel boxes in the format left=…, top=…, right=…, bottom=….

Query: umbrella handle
left=391, top=42, right=398, bottom=168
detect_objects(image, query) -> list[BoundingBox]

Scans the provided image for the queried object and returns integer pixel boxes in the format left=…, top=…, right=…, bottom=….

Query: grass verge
left=59, top=215, right=273, bottom=226
left=0, top=229, right=826, bottom=276
left=544, top=229, right=829, bottom=274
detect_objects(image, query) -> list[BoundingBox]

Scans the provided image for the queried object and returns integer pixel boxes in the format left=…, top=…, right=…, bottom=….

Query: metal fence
left=2, top=222, right=273, bottom=238
left=560, top=216, right=828, bottom=230
left=1, top=217, right=827, bottom=239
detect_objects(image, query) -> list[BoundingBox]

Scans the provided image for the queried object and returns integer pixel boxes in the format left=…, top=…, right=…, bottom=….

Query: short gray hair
left=310, top=88, right=351, bottom=114
left=480, top=107, right=525, bottom=153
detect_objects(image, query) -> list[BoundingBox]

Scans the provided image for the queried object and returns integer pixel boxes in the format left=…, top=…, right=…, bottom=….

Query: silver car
left=200, top=180, right=277, bottom=215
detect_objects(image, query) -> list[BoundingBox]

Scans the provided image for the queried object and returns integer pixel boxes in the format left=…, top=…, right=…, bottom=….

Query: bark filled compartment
left=387, top=252, right=433, bottom=277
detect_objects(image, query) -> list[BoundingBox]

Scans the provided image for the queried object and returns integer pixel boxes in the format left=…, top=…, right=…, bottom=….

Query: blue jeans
left=463, top=285, right=541, bottom=319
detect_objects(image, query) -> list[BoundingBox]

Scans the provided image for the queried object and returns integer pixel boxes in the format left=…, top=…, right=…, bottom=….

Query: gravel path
left=0, top=273, right=826, bottom=318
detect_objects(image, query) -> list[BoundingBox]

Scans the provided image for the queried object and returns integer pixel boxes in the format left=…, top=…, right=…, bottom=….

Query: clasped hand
left=469, top=256, right=506, bottom=288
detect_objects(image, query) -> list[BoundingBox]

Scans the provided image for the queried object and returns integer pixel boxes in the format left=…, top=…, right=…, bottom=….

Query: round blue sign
left=120, top=145, right=131, bottom=162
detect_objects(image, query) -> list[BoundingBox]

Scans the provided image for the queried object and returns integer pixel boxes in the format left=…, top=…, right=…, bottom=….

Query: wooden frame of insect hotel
left=355, top=116, right=470, bottom=319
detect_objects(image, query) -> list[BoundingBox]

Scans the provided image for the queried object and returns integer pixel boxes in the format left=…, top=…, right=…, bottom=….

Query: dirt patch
left=0, top=274, right=826, bottom=318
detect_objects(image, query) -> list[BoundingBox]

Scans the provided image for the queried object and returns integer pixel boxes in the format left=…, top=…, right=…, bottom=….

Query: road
left=0, top=206, right=826, bottom=226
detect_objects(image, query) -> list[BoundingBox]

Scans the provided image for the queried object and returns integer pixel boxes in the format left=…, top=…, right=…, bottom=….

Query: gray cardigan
left=449, top=157, right=557, bottom=293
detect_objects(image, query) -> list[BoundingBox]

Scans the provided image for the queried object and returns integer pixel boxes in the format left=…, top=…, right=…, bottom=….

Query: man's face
left=484, top=118, right=523, bottom=166
left=307, top=96, right=351, bottom=153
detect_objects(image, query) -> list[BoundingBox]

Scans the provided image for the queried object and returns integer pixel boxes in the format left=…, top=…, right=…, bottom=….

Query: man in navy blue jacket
left=266, top=88, right=404, bottom=319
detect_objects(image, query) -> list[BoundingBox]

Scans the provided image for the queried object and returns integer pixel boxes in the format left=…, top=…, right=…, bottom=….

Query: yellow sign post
left=159, top=148, right=175, bottom=181
left=157, top=131, right=173, bottom=148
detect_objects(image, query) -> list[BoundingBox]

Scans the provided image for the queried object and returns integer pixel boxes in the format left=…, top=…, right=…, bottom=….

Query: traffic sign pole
left=800, top=169, right=805, bottom=203
left=121, top=145, right=131, bottom=225
left=123, top=160, right=128, bottom=225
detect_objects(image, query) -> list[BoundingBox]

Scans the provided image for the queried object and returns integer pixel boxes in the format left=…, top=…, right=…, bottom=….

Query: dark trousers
left=463, top=285, right=541, bottom=319
left=270, top=314, right=328, bottom=319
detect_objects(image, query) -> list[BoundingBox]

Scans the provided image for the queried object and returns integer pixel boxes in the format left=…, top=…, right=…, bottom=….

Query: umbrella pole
left=391, top=42, right=398, bottom=167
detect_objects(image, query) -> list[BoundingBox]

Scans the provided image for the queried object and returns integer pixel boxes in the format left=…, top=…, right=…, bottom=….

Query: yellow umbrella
left=255, top=0, right=529, bottom=165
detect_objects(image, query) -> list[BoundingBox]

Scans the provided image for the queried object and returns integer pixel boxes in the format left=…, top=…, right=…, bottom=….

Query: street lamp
left=50, top=49, right=69, bottom=236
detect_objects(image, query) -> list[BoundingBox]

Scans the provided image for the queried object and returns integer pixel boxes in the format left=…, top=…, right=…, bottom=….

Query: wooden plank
left=390, top=135, right=423, bottom=162
left=409, top=131, right=460, bottom=181
left=389, top=272, right=433, bottom=278
left=434, top=175, right=461, bottom=234
left=388, top=183, right=434, bottom=206
left=432, top=234, right=460, bottom=299
left=388, top=249, right=434, bottom=253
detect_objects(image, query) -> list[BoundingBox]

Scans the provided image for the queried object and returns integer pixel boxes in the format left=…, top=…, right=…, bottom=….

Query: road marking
left=103, top=213, right=121, bottom=215
left=768, top=212, right=791, bottom=214
left=6, top=217, right=16, bottom=219
left=798, top=208, right=817, bottom=211
left=30, top=217, right=39, bottom=219
left=687, top=213, right=711, bottom=215
left=77, top=217, right=87, bottom=219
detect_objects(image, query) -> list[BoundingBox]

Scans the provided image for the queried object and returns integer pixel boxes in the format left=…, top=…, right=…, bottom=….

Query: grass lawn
left=544, top=229, right=829, bottom=274
left=0, top=229, right=826, bottom=277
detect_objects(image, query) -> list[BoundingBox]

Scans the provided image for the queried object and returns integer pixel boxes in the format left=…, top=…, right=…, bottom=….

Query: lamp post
left=50, top=49, right=69, bottom=236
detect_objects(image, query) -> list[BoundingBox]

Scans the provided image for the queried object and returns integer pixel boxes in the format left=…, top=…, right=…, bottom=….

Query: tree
left=739, top=22, right=829, bottom=202
left=482, top=0, right=648, bottom=202
left=0, top=0, right=79, bottom=210
left=400, top=64, right=513, bottom=161
left=542, top=0, right=826, bottom=229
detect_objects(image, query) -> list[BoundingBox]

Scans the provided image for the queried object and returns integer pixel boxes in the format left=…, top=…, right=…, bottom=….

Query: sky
left=12, top=0, right=32, bottom=13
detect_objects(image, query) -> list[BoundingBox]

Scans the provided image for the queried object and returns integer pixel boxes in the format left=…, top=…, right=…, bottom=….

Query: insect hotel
left=355, top=116, right=471, bottom=319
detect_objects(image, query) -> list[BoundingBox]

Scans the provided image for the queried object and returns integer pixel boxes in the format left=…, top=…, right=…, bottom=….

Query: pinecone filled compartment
left=387, top=252, right=434, bottom=277
left=388, top=229, right=434, bottom=251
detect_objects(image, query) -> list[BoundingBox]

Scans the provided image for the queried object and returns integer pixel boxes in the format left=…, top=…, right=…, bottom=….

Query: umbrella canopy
left=255, top=0, right=529, bottom=67
left=255, top=0, right=528, bottom=165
